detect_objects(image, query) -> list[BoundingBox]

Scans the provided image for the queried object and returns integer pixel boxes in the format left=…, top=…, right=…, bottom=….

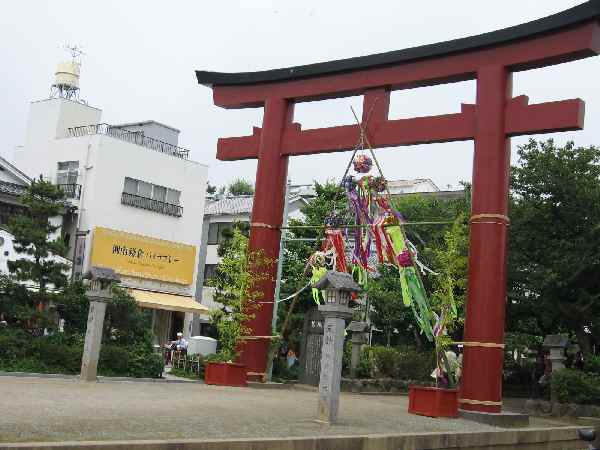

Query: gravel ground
left=0, top=376, right=567, bottom=443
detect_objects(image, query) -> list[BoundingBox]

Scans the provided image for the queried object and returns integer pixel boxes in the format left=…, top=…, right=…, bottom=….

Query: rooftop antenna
left=49, top=43, right=86, bottom=103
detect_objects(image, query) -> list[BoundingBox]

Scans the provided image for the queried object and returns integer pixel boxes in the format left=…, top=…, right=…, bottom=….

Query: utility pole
left=267, top=179, right=291, bottom=381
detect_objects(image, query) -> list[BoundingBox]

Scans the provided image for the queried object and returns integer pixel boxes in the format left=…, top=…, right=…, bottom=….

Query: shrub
left=395, top=347, right=436, bottom=381
left=0, top=328, right=32, bottom=362
left=551, top=369, right=600, bottom=405
left=98, top=345, right=129, bottom=376
left=584, top=355, right=600, bottom=375
left=370, top=346, right=400, bottom=378
left=35, top=339, right=82, bottom=374
left=127, top=347, right=163, bottom=379
left=351, top=345, right=435, bottom=381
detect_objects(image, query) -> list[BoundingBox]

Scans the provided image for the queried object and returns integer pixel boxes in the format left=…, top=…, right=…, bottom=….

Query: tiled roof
left=205, top=195, right=306, bottom=216
left=0, top=181, right=27, bottom=197
left=205, top=196, right=254, bottom=215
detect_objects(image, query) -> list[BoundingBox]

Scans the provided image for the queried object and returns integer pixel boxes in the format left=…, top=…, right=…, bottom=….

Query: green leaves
left=7, top=177, right=69, bottom=295
left=209, top=229, right=273, bottom=362
left=508, top=139, right=600, bottom=353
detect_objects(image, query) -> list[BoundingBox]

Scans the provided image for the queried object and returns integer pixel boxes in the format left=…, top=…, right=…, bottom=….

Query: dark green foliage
left=352, top=345, right=435, bottom=381
left=551, top=369, right=600, bottom=405
left=584, top=355, right=600, bottom=375
left=7, top=177, right=69, bottom=295
left=508, top=139, right=600, bottom=354
left=0, top=327, right=163, bottom=378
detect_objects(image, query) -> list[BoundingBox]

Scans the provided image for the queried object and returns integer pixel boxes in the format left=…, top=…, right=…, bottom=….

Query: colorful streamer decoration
left=304, top=147, right=436, bottom=340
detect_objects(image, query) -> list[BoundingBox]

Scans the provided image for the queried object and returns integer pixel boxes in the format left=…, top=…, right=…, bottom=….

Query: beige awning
left=129, top=289, right=209, bottom=314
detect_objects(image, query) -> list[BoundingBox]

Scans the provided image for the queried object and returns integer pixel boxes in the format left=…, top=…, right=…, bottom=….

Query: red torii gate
left=197, top=1, right=600, bottom=413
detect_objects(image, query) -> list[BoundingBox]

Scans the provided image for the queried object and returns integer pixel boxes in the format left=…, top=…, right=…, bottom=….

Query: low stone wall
left=0, top=427, right=589, bottom=450
left=341, top=377, right=426, bottom=393
left=525, top=399, right=600, bottom=418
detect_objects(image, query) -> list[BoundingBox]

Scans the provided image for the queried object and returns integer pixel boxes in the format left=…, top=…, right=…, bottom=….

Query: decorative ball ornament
left=353, top=154, right=373, bottom=173
left=398, top=249, right=413, bottom=267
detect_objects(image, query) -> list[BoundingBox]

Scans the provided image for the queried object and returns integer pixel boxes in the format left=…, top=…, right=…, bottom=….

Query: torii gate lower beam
left=197, top=1, right=600, bottom=413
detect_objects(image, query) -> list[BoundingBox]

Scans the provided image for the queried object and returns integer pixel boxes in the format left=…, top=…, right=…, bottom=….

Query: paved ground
left=0, top=376, right=568, bottom=443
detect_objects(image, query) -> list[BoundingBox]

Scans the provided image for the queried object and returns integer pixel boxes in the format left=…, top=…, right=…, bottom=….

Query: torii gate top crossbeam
left=197, top=1, right=600, bottom=101
left=197, top=2, right=600, bottom=161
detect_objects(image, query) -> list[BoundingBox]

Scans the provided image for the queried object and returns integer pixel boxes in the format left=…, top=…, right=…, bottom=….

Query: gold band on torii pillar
left=454, top=341, right=505, bottom=349
left=469, top=214, right=510, bottom=226
left=240, top=335, right=280, bottom=341
left=250, top=222, right=280, bottom=230
left=458, top=398, right=503, bottom=406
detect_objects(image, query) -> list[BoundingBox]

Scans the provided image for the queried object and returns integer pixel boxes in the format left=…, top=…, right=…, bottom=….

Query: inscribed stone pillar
left=316, top=305, right=352, bottom=424
left=80, top=300, right=107, bottom=382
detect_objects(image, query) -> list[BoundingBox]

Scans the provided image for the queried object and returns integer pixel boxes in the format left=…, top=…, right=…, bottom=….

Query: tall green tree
left=210, top=229, right=272, bottom=361
left=508, top=139, right=600, bottom=354
left=8, top=177, right=69, bottom=295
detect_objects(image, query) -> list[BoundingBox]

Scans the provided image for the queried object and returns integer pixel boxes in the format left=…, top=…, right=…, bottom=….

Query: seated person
left=173, top=332, right=188, bottom=352
left=164, top=332, right=188, bottom=365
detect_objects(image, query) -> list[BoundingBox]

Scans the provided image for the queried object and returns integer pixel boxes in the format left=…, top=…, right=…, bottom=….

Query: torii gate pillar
left=197, top=1, right=600, bottom=412
left=241, top=98, right=293, bottom=377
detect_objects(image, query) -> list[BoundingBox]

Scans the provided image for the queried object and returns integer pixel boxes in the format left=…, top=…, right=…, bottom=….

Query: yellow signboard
left=90, top=227, right=196, bottom=285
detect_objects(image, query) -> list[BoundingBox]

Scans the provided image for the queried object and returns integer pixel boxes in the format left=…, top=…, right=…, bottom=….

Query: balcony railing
left=121, top=192, right=183, bottom=217
left=68, top=123, right=190, bottom=159
left=58, top=183, right=82, bottom=200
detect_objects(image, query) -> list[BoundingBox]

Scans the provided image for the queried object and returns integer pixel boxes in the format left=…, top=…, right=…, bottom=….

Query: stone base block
left=459, top=409, right=530, bottom=428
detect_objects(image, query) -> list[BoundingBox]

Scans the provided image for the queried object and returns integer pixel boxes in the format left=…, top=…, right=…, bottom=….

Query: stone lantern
left=80, top=267, right=120, bottom=382
left=543, top=334, right=569, bottom=372
left=347, top=321, right=370, bottom=378
left=314, top=271, right=360, bottom=424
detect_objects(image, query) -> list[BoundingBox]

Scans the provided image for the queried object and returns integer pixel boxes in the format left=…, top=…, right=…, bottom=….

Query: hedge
left=347, top=345, right=435, bottom=381
left=0, top=328, right=163, bottom=378
left=551, top=369, right=600, bottom=405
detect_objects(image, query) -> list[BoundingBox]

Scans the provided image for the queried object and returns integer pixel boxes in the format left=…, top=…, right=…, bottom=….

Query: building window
left=122, top=177, right=183, bottom=217
left=207, top=222, right=235, bottom=245
left=56, top=161, right=79, bottom=185
left=123, top=177, right=181, bottom=205
left=203, top=264, right=217, bottom=285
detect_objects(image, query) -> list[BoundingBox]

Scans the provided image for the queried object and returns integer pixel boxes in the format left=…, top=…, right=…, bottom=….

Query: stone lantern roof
left=314, top=271, right=360, bottom=292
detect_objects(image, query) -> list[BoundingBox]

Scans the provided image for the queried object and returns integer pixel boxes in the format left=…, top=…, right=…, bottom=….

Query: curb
left=0, top=427, right=591, bottom=450
left=0, top=371, right=203, bottom=384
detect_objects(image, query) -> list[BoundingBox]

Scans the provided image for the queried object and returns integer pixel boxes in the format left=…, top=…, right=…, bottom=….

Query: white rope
left=277, top=282, right=311, bottom=303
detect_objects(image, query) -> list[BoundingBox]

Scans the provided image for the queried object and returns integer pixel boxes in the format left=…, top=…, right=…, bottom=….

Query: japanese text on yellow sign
left=90, top=227, right=196, bottom=285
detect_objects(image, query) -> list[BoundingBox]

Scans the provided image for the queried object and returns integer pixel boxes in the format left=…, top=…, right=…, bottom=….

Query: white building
left=195, top=193, right=308, bottom=333
left=14, top=95, right=208, bottom=345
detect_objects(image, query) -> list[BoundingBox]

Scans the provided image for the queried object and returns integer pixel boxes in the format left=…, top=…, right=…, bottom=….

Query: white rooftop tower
left=50, top=44, right=85, bottom=102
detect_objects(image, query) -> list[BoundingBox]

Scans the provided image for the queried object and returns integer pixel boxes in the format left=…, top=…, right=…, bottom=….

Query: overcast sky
left=2, top=1, right=598, bottom=190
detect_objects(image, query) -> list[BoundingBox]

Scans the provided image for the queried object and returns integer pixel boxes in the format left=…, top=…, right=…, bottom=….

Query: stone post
left=348, top=321, right=369, bottom=379
left=80, top=267, right=120, bottom=382
left=80, top=299, right=108, bottom=382
left=317, top=304, right=353, bottom=424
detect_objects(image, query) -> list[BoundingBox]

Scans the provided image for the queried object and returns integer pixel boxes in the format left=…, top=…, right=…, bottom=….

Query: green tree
left=508, top=139, right=600, bottom=354
left=227, top=178, right=254, bottom=196
left=8, top=177, right=69, bottom=294
left=367, top=265, right=415, bottom=347
left=209, top=229, right=272, bottom=361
